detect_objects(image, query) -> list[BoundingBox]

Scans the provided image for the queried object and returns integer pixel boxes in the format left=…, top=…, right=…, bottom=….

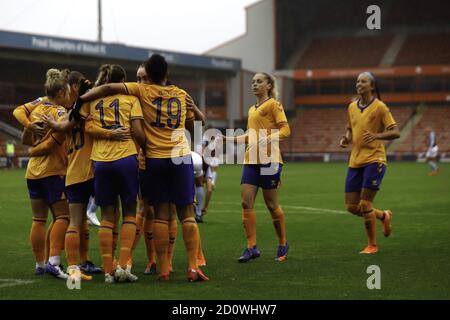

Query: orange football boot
left=359, top=245, right=378, bottom=254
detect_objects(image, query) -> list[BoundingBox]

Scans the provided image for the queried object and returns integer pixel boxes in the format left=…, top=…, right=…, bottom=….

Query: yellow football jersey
left=65, top=118, right=94, bottom=186
left=347, top=98, right=396, bottom=168
left=25, top=102, right=68, bottom=179
left=124, top=83, right=194, bottom=159
left=244, top=98, right=288, bottom=164
left=79, top=96, right=143, bottom=162
left=13, top=96, right=50, bottom=128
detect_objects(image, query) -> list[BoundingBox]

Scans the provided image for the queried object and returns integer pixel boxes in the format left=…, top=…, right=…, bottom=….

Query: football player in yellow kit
left=219, top=73, right=291, bottom=263
left=42, top=72, right=131, bottom=282
left=340, top=72, right=400, bottom=254
left=77, top=54, right=208, bottom=282
left=79, top=64, right=145, bottom=283
left=20, top=69, right=71, bottom=279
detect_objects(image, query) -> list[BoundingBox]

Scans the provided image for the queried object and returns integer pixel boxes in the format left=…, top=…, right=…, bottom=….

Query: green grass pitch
left=0, top=162, right=449, bottom=299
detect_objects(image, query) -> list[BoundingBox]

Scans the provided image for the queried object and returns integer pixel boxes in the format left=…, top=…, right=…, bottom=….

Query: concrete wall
left=206, top=0, right=275, bottom=74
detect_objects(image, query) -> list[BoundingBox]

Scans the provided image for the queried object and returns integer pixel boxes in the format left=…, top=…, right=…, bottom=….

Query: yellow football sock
left=168, top=217, right=177, bottom=265
left=182, top=217, right=199, bottom=270
left=271, top=207, right=287, bottom=245
left=112, top=222, right=119, bottom=259
left=99, top=220, right=114, bottom=275
left=242, top=208, right=257, bottom=248
left=49, top=215, right=69, bottom=258
left=79, top=221, right=90, bottom=263
left=119, top=216, right=137, bottom=269
left=360, top=200, right=377, bottom=246
left=30, top=217, right=47, bottom=264
left=373, top=208, right=385, bottom=220
left=65, top=225, right=80, bottom=266
left=144, top=218, right=156, bottom=264
left=45, top=221, right=54, bottom=263
left=130, top=213, right=144, bottom=257
left=153, top=219, right=170, bottom=275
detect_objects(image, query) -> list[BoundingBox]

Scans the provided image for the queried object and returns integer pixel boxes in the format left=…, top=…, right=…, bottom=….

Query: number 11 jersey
left=79, top=95, right=143, bottom=162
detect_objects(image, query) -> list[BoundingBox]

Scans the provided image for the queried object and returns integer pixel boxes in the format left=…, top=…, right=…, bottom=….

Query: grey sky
left=0, top=0, right=260, bottom=54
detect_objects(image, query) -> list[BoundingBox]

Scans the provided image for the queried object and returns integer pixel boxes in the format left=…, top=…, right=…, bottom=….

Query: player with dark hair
left=78, top=64, right=146, bottom=283
left=77, top=54, right=209, bottom=282
left=340, top=72, right=400, bottom=254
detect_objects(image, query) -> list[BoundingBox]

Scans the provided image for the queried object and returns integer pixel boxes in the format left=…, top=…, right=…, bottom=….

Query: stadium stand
left=296, top=35, right=394, bottom=69
left=394, top=33, right=450, bottom=66
left=280, top=106, right=415, bottom=154
left=0, top=108, right=22, bottom=130
left=395, top=106, right=450, bottom=153
left=275, top=0, right=450, bottom=159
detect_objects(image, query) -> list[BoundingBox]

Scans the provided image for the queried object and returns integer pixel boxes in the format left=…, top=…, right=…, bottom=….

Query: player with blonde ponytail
left=22, top=68, right=71, bottom=279
left=219, top=72, right=291, bottom=263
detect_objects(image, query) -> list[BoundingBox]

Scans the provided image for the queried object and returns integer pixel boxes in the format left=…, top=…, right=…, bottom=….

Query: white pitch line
left=0, top=279, right=35, bottom=289
left=213, top=201, right=346, bottom=215
left=282, top=205, right=346, bottom=214
left=211, top=202, right=449, bottom=216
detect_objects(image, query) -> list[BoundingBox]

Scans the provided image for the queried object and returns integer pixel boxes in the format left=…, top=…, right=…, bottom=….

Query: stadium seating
left=296, top=35, right=393, bottom=69
left=395, top=106, right=450, bottom=153
left=281, top=106, right=415, bottom=154
left=384, top=0, right=449, bottom=27
left=0, top=109, right=22, bottom=130
left=394, top=33, right=450, bottom=66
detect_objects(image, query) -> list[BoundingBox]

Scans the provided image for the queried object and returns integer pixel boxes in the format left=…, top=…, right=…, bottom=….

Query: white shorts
left=191, top=151, right=203, bottom=178
left=426, top=145, right=439, bottom=158
left=207, top=156, right=220, bottom=168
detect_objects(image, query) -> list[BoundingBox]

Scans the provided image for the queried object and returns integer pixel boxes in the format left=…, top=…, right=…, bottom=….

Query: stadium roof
left=0, top=30, right=241, bottom=72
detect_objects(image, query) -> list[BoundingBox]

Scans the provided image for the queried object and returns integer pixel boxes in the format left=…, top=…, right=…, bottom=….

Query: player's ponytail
left=45, top=68, right=68, bottom=98
left=95, top=64, right=112, bottom=87
left=95, top=64, right=126, bottom=87
left=366, top=72, right=381, bottom=101
left=261, top=72, right=279, bottom=101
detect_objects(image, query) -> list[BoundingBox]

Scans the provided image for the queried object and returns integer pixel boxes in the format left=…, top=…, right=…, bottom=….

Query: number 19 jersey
left=124, top=83, right=194, bottom=159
